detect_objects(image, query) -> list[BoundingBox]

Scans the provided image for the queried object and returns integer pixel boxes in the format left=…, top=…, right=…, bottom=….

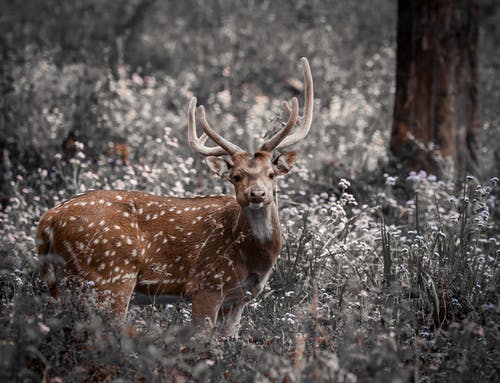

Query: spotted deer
left=37, top=58, right=313, bottom=337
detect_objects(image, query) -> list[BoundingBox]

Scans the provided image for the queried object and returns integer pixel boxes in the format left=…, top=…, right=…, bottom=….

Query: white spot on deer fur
left=116, top=195, right=123, bottom=201
left=102, top=238, right=108, bottom=244
left=126, top=237, right=132, bottom=245
left=152, top=213, right=158, bottom=220
left=122, top=272, right=136, bottom=280
left=90, top=201, right=95, bottom=205
left=99, top=219, right=105, bottom=226
left=162, top=238, right=168, bottom=244
left=99, top=199, right=105, bottom=204
left=109, top=260, right=114, bottom=267
left=123, top=212, right=130, bottom=218
left=60, top=221, right=67, bottom=228
left=104, top=250, right=110, bottom=257
left=176, top=210, right=182, bottom=214
left=88, top=222, right=95, bottom=228
left=113, top=225, right=120, bottom=230
left=184, top=207, right=191, bottom=212
left=160, top=210, right=165, bottom=216
left=93, top=238, right=99, bottom=245
left=69, top=216, right=77, bottom=221
left=169, top=218, right=175, bottom=222
left=77, top=242, right=84, bottom=250
left=105, top=202, right=112, bottom=207
left=116, top=241, right=122, bottom=247
left=226, top=276, right=232, bottom=282
left=175, top=256, right=181, bottom=262
left=131, top=249, right=137, bottom=257
left=175, top=226, right=184, bottom=232
left=124, top=259, right=129, bottom=265
left=187, top=232, right=193, bottom=236
left=141, top=248, right=146, bottom=256
left=137, top=208, right=143, bottom=214
left=98, top=263, right=106, bottom=271
left=155, top=248, right=160, bottom=253
left=114, top=266, right=120, bottom=272
left=78, top=226, right=84, bottom=232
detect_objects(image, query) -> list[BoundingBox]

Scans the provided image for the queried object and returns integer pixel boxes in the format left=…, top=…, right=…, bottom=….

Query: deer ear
left=273, top=150, right=300, bottom=176
left=205, top=156, right=233, bottom=177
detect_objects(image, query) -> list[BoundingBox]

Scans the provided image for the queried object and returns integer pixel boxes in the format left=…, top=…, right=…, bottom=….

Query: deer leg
left=95, top=278, right=137, bottom=323
left=191, top=291, right=224, bottom=330
left=218, top=302, right=245, bottom=338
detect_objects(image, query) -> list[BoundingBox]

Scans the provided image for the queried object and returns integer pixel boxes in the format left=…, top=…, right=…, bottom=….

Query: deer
left=36, top=57, right=313, bottom=337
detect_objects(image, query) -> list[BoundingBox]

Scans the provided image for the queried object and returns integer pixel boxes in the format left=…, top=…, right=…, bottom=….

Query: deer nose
left=249, top=189, right=266, bottom=199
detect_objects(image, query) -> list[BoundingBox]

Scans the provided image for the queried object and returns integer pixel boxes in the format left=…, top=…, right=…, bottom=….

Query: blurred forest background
left=0, top=0, right=499, bottom=382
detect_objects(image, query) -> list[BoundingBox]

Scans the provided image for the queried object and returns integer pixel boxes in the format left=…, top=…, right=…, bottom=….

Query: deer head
left=187, top=57, right=313, bottom=211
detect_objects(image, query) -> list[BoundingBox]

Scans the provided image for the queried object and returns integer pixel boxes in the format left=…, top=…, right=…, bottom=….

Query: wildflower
left=339, top=178, right=350, bottom=190
left=385, top=175, right=397, bottom=186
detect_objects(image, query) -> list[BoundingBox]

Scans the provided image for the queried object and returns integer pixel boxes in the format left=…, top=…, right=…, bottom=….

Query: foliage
left=1, top=0, right=500, bottom=382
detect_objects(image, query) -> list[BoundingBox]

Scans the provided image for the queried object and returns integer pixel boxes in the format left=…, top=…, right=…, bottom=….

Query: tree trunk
left=390, top=0, right=479, bottom=177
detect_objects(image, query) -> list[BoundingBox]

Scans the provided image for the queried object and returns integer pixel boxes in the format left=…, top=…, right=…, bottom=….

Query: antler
left=261, top=57, right=314, bottom=151
left=260, top=97, right=299, bottom=152
left=188, top=97, right=243, bottom=156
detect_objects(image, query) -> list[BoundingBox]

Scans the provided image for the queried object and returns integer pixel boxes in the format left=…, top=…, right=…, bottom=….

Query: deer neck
left=238, top=202, right=281, bottom=250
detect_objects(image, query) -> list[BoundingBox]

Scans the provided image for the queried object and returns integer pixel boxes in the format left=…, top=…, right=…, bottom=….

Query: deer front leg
left=218, top=302, right=246, bottom=338
left=191, top=290, right=224, bottom=331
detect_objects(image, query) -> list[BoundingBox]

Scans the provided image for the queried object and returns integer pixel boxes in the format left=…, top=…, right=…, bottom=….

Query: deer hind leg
left=218, top=302, right=245, bottom=338
left=94, top=276, right=137, bottom=323
left=36, top=224, right=62, bottom=298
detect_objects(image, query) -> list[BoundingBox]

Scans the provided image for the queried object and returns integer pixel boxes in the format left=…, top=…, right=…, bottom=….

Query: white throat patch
left=244, top=205, right=273, bottom=243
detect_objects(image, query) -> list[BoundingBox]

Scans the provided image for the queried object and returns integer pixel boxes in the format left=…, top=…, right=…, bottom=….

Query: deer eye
left=231, top=174, right=242, bottom=183
left=269, top=172, right=275, bottom=179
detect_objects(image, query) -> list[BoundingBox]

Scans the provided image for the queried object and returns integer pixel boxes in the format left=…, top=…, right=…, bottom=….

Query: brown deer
left=37, top=58, right=313, bottom=337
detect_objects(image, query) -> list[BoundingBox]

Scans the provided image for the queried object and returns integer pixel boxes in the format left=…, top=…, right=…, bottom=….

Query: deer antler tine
left=198, top=105, right=243, bottom=155
left=282, top=101, right=292, bottom=114
left=199, top=133, right=208, bottom=144
left=187, top=97, right=228, bottom=156
left=260, top=97, right=299, bottom=152
left=275, top=57, right=314, bottom=150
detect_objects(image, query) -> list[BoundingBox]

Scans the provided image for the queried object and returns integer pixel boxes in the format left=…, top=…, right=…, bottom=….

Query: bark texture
left=391, top=0, right=479, bottom=176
